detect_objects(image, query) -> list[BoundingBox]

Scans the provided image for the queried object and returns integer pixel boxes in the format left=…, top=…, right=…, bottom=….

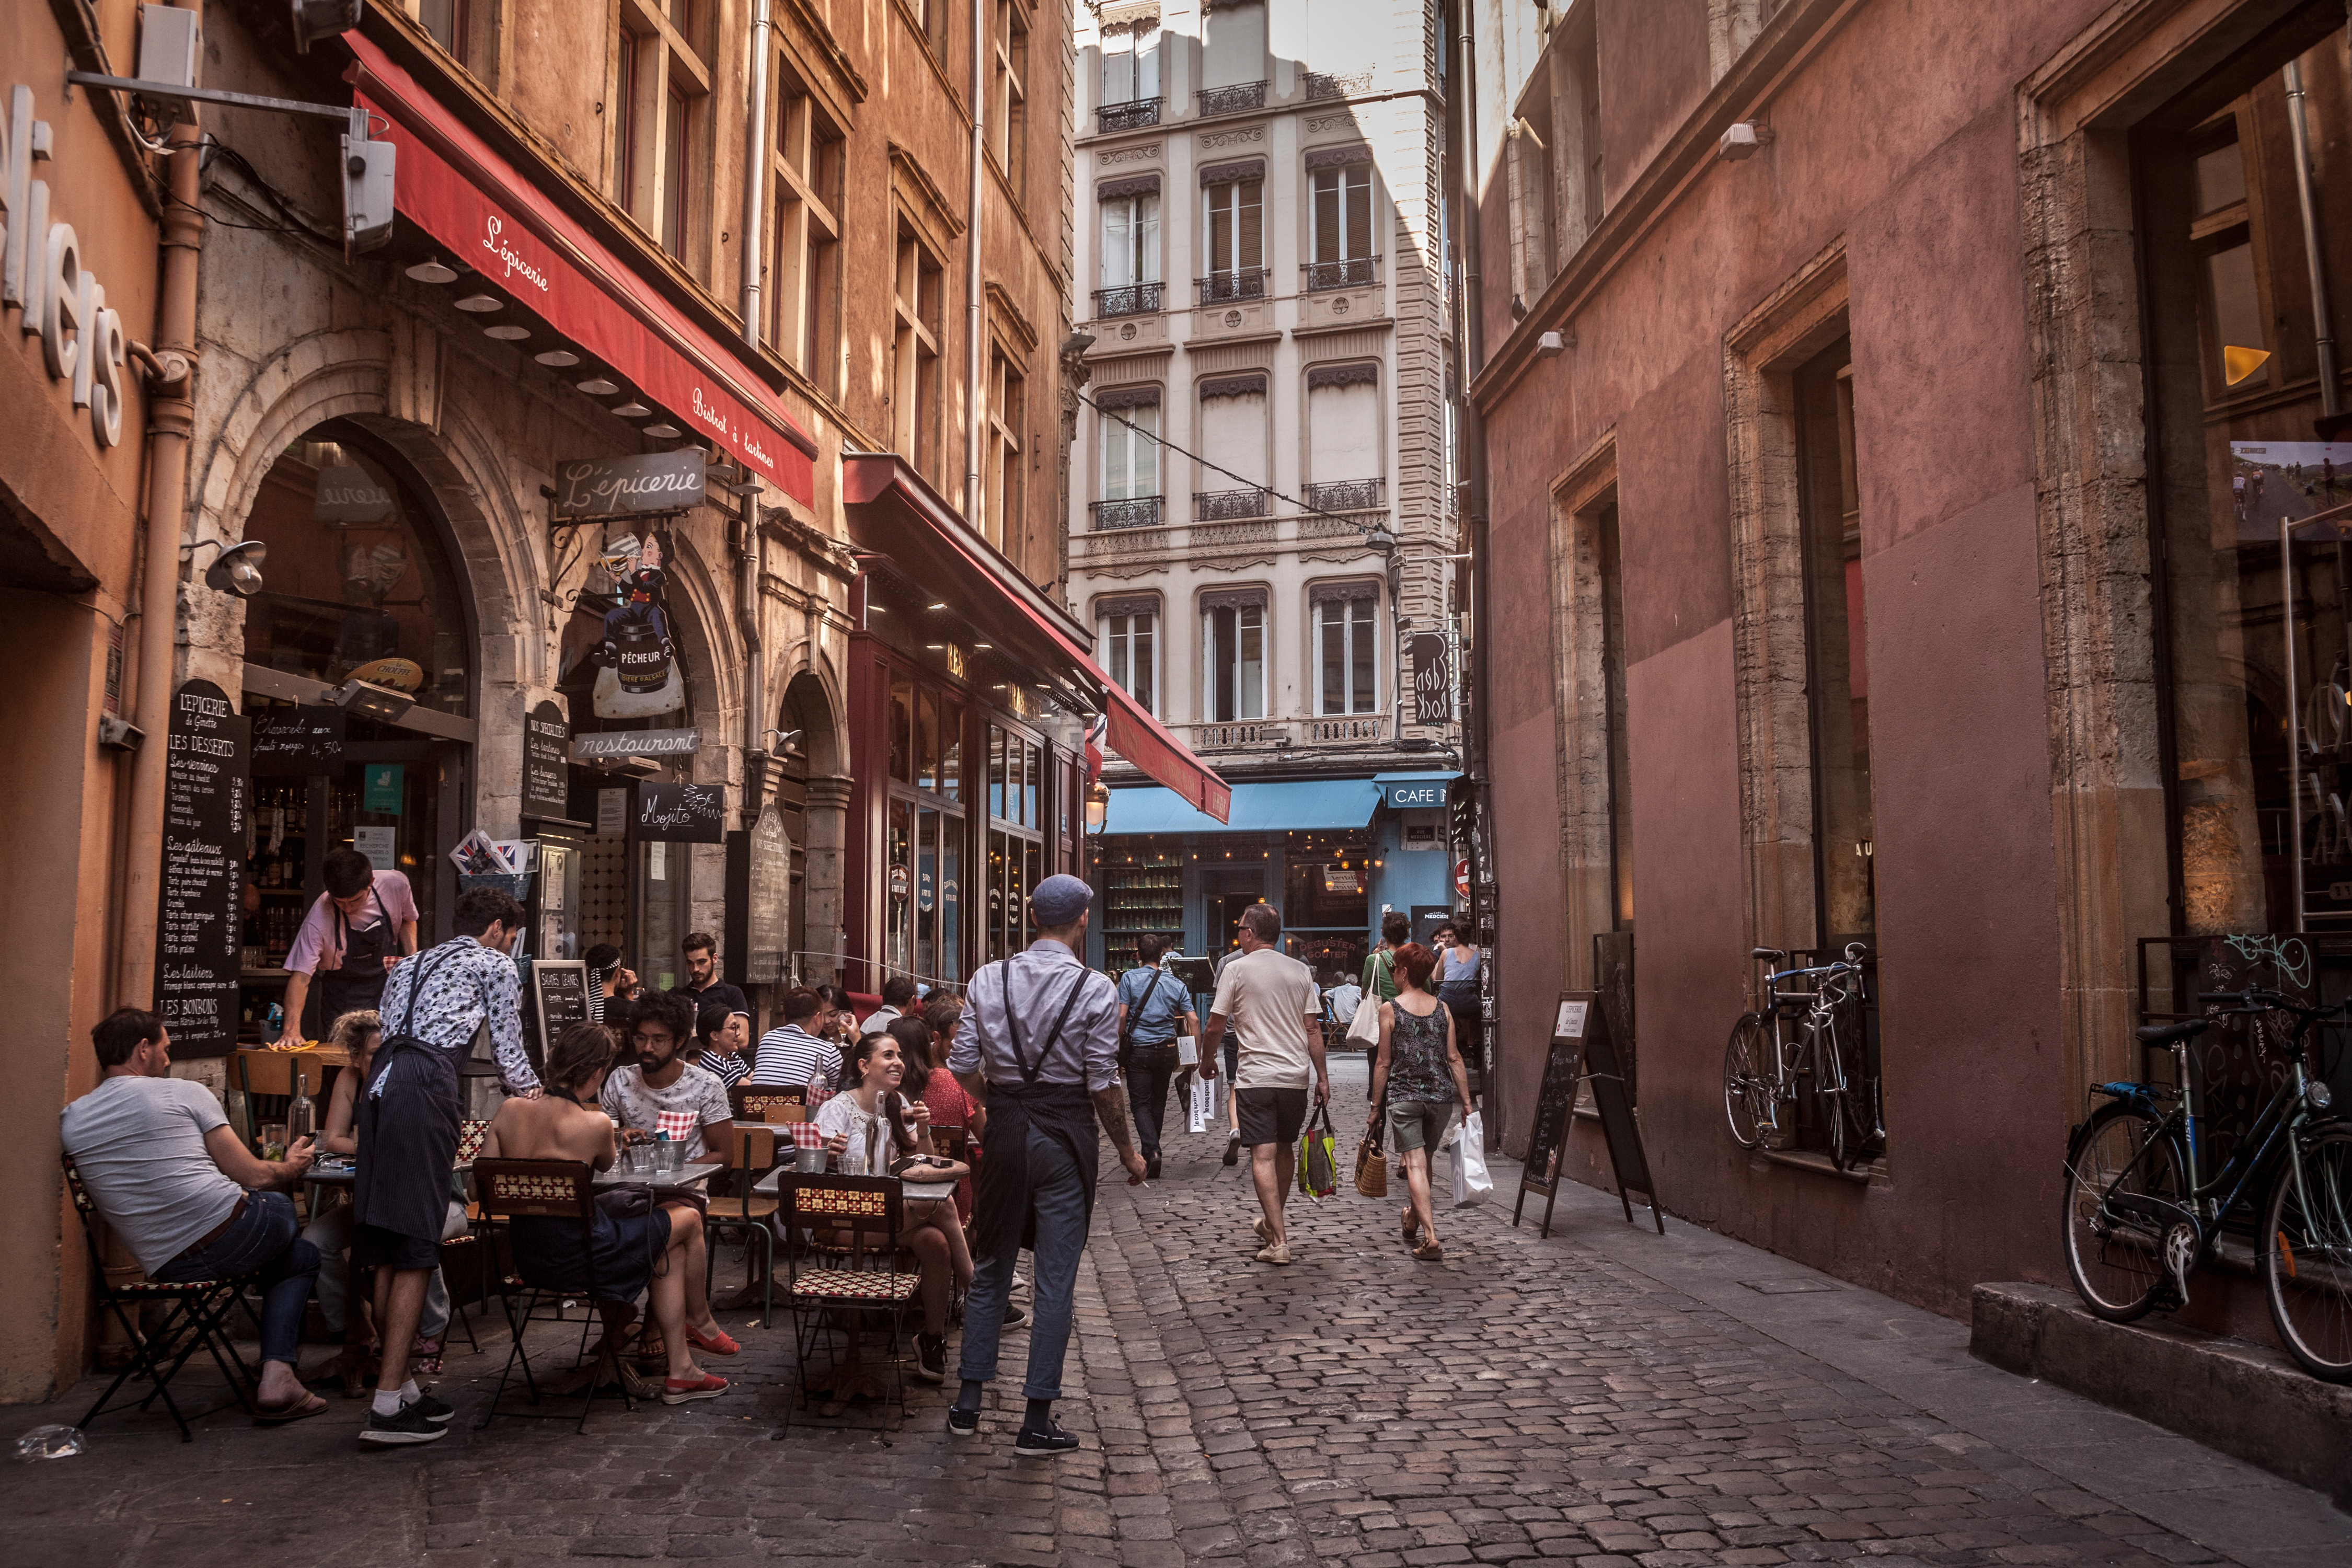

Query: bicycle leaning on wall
left=2062, top=987, right=2352, bottom=1383
left=1722, top=944, right=1882, bottom=1171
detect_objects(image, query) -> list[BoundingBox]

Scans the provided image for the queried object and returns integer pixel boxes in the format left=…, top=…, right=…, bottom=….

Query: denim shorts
left=1387, top=1098, right=1459, bottom=1154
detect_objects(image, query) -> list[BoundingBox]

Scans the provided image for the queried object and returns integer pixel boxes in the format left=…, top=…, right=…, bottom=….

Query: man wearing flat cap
left=946, top=874, right=1146, bottom=1456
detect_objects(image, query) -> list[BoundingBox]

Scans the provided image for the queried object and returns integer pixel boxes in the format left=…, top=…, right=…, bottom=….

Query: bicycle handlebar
left=2197, top=989, right=2343, bottom=1021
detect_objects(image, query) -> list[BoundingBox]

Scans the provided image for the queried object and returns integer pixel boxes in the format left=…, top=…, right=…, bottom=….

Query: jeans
left=958, top=1123, right=1087, bottom=1400
left=302, top=1196, right=462, bottom=1339
left=151, top=1190, right=320, bottom=1366
left=1120, top=1045, right=1180, bottom=1159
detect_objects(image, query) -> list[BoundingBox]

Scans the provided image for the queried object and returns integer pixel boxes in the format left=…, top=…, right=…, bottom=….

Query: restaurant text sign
left=522, top=699, right=570, bottom=818
left=637, top=781, right=725, bottom=843
left=155, top=680, right=249, bottom=1058
left=550, top=451, right=707, bottom=522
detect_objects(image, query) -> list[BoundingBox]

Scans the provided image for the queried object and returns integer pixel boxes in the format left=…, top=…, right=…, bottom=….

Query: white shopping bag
left=1449, top=1111, right=1493, bottom=1207
left=1187, top=1075, right=1215, bottom=1133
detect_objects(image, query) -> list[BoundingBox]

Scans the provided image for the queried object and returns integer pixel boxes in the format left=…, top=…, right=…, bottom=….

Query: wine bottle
left=288, top=1070, right=317, bottom=1143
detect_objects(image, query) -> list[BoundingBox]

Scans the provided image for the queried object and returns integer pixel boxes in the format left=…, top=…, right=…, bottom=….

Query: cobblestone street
left=6, top=1061, right=2348, bottom=1567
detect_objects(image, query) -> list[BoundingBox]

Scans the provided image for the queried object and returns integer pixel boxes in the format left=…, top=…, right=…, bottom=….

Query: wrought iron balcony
left=1301, top=478, right=1384, bottom=513
left=1302, top=256, right=1380, bottom=292
left=1090, top=495, right=1164, bottom=531
left=1092, top=282, right=1163, bottom=318
left=1194, top=487, right=1270, bottom=522
left=1097, top=97, right=1163, bottom=133
left=1197, top=80, right=1266, bottom=116
left=1196, top=269, right=1269, bottom=305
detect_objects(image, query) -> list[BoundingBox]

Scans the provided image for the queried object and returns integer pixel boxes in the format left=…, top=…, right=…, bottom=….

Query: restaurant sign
left=572, top=728, right=700, bottom=759
left=3, top=83, right=132, bottom=448
left=551, top=451, right=707, bottom=522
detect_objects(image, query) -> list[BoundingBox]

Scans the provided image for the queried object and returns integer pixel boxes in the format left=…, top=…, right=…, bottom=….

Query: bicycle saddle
left=2134, top=1020, right=2208, bottom=1047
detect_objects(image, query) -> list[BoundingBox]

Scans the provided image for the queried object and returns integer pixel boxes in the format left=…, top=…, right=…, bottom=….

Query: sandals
left=409, top=1336, right=444, bottom=1377
left=1402, top=1208, right=1420, bottom=1245
left=685, top=1323, right=740, bottom=1356
left=253, top=1390, right=330, bottom=1425
left=1412, top=1239, right=1445, bottom=1262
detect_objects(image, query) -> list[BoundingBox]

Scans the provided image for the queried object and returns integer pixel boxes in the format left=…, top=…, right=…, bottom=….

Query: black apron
left=313, top=886, right=393, bottom=1029
left=354, top=948, right=464, bottom=1247
left=970, top=962, right=1100, bottom=1259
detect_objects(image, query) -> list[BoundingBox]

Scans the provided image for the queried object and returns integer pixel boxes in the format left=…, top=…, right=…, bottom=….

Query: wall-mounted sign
left=637, top=781, right=725, bottom=843
left=550, top=451, right=708, bottom=522
left=1410, top=632, right=1452, bottom=726
left=1387, top=779, right=1448, bottom=809
left=596, top=787, right=629, bottom=836
left=313, top=464, right=397, bottom=524
left=1322, top=867, right=1360, bottom=894
left=250, top=705, right=345, bottom=775
left=362, top=764, right=405, bottom=815
left=155, top=680, right=248, bottom=1059
left=589, top=530, right=686, bottom=719
left=744, top=802, right=791, bottom=985
left=2, top=84, right=131, bottom=450
left=354, top=825, right=397, bottom=870
left=522, top=699, right=570, bottom=819
left=573, top=727, right=701, bottom=760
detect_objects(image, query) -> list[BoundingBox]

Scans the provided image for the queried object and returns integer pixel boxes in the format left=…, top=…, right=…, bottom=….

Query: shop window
left=1794, top=343, right=1873, bottom=952
left=1099, top=602, right=1158, bottom=716
left=892, top=219, right=944, bottom=475
left=984, top=345, right=1024, bottom=553
left=770, top=61, right=843, bottom=386
left=990, top=0, right=1029, bottom=198
left=886, top=670, right=966, bottom=985
left=986, top=723, right=1045, bottom=962
left=636, top=830, right=686, bottom=991
left=1313, top=589, right=1377, bottom=716
left=1204, top=594, right=1266, bottom=722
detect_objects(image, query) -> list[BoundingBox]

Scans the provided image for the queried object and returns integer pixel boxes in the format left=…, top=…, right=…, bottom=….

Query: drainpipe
left=2284, top=59, right=2340, bottom=419
left=740, top=0, right=773, bottom=348
left=1453, top=0, right=1496, bottom=1140
left=741, top=502, right=765, bottom=815
left=116, top=0, right=205, bottom=1011
left=965, top=0, right=987, bottom=527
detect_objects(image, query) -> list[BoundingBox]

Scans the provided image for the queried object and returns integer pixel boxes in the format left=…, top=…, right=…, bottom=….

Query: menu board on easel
left=1512, top=991, right=1664, bottom=1238
left=527, top=959, right=590, bottom=1077
left=155, top=680, right=250, bottom=1058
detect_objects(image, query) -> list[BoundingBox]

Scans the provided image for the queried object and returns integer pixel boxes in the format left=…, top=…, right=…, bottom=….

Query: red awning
left=344, top=34, right=815, bottom=504
left=839, top=454, right=1230, bottom=822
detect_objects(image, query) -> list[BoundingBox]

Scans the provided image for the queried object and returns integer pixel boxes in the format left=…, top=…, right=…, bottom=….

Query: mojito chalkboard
left=522, top=700, right=570, bottom=820
left=1513, top=991, right=1663, bottom=1238
left=637, top=781, right=725, bottom=843
left=155, top=681, right=250, bottom=1057
left=250, top=704, right=344, bottom=775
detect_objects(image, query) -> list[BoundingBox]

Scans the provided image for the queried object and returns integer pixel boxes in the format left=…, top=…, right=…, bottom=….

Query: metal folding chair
left=62, top=1155, right=260, bottom=1441
left=771, top=1172, right=917, bottom=1437
left=472, top=1158, right=637, bottom=1432
left=703, top=1123, right=780, bottom=1327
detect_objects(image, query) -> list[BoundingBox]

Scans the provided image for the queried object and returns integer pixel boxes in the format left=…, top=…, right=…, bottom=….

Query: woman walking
left=1366, top=942, right=1475, bottom=1261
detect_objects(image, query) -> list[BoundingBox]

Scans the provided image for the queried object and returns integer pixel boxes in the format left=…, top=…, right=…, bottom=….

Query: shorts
left=1236, top=1087, right=1309, bottom=1148
left=1388, top=1098, right=1459, bottom=1154
left=352, top=1220, right=443, bottom=1272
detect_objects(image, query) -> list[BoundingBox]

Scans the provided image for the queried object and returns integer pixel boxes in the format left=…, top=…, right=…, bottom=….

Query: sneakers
left=911, top=1332, right=947, bottom=1384
left=1002, top=1301, right=1029, bottom=1330
left=1255, top=1241, right=1292, bottom=1265
left=407, top=1390, right=456, bottom=1425
left=661, top=1373, right=729, bottom=1404
left=358, top=1402, right=448, bottom=1445
left=1013, top=1420, right=1082, bottom=1457
left=1252, top=1215, right=1272, bottom=1244
left=945, top=1404, right=980, bottom=1438
left=1223, top=1131, right=1241, bottom=1167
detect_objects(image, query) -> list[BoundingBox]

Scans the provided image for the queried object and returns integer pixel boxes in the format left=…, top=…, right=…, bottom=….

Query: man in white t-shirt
left=601, top=989, right=734, bottom=1162
left=61, top=1009, right=325, bottom=1421
left=1205, top=904, right=1328, bottom=1265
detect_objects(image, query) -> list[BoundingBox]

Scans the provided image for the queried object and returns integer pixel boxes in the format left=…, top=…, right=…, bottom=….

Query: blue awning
left=1104, top=778, right=1383, bottom=835
left=1373, top=770, right=1460, bottom=810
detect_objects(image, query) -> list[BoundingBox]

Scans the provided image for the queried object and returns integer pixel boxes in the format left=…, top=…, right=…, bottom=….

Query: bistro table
left=596, top=1160, right=722, bottom=1196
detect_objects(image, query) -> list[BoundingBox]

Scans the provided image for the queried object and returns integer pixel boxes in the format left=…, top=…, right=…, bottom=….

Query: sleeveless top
left=1387, top=1001, right=1455, bottom=1103
left=1440, top=946, right=1478, bottom=984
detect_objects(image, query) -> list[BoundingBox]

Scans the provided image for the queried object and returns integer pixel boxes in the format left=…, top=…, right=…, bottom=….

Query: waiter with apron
left=275, top=848, right=420, bottom=1046
left=945, top=875, right=1146, bottom=1457
left=353, top=884, right=540, bottom=1446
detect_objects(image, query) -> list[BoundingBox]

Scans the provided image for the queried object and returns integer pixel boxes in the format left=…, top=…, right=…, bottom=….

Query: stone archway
left=781, top=667, right=848, bottom=985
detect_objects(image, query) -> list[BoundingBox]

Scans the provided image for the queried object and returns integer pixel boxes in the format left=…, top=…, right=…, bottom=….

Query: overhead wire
left=1074, top=389, right=1397, bottom=544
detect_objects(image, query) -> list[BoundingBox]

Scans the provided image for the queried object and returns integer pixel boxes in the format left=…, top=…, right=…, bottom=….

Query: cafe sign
left=3, top=84, right=132, bottom=448
left=551, top=451, right=707, bottom=522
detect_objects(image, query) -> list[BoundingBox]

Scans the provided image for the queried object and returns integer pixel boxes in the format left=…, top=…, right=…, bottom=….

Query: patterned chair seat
left=111, top=1277, right=234, bottom=1294
left=788, top=1269, right=919, bottom=1304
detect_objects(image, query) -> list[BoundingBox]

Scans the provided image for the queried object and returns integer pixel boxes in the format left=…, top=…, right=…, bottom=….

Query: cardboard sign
left=637, top=781, right=725, bottom=843
left=250, top=705, right=345, bottom=775
left=155, top=681, right=249, bottom=1058
left=1514, top=989, right=1664, bottom=1239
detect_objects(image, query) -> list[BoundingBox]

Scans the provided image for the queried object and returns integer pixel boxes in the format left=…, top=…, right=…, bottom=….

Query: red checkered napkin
left=786, top=1121, right=827, bottom=1150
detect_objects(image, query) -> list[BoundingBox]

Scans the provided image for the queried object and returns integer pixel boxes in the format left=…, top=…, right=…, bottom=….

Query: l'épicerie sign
left=550, top=452, right=706, bottom=522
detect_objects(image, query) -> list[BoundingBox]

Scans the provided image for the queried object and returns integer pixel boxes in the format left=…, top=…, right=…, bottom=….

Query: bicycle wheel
left=1828, top=1009, right=1881, bottom=1165
left=2263, top=1122, right=2352, bottom=1382
left=2062, top=1104, right=2187, bottom=1321
left=1817, top=1023, right=1849, bottom=1171
left=1723, top=1014, right=1773, bottom=1149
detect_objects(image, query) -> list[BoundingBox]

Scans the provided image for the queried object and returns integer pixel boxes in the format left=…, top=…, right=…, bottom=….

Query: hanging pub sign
left=1411, top=632, right=1452, bottom=726
left=637, top=781, right=725, bottom=843
left=155, top=679, right=250, bottom=1058
left=522, top=699, right=570, bottom=820
left=590, top=531, right=687, bottom=719
left=250, top=705, right=345, bottom=775
left=550, top=451, right=707, bottom=522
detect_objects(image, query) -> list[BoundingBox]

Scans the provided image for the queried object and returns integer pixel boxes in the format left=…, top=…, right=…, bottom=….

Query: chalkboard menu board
left=155, top=680, right=250, bottom=1058
left=250, top=704, right=344, bottom=775
left=638, top=781, right=725, bottom=842
left=745, top=802, right=790, bottom=984
left=1512, top=991, right=1663, bottom=1238
left=522, top=700, right=569, bottom=820
left=528, top=960, right=590, bottom=1076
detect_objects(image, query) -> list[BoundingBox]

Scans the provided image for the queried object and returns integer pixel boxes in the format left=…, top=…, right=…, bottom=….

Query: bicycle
left=2062, top=987, right=2352, bottom=1382
left=1723, top=943, right=1882, bottom=1170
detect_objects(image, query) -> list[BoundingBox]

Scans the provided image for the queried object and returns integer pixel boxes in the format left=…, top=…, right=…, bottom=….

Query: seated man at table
left=61, top=1008, right=326, bottom=1423
left=748, top=986, right=832, bottom=1091
left=602, top=989, right=734, bottom=1163
left=481, top=1023, right=731, bottom=1403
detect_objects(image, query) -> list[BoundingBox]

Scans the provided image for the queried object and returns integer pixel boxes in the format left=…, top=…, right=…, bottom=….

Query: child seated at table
left=478, top=1022, right=733, bottom=1404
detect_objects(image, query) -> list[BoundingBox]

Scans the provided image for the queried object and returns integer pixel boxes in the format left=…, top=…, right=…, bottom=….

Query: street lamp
left=1086, top=780, right=1110, bottom=835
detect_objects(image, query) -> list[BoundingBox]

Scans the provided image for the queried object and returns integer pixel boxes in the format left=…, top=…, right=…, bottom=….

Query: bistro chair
left=433, top=1117, right=492, bottom=1353
left=472, top=1158, right=636, bottom=1433
left=233, top=1049, right=300, bottom=1154
left=769, top=1172, right=917, bottom=1437
left=703, top=1123, right=781, bottom=1327
left=731, top=1085, right=806, bottom=1124
left=62, top=1154, right=260, bottom=1441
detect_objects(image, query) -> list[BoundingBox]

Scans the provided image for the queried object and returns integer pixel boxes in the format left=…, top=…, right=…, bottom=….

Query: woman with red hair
left=1366, top=942, right=1475, bottom=1261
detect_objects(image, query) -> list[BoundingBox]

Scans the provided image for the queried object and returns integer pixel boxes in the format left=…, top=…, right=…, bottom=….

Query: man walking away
left=947, top=874, right=1146, bottom=1455
left=355, top=886, right=538, bottom=1445
left=1206, top=904, right=1328, bottom=1264
left=1116, top=932, right=1200, bottom=1179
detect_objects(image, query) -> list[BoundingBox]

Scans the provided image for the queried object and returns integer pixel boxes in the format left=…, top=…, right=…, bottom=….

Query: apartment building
left=1068, top=1, right=1466, bottom=982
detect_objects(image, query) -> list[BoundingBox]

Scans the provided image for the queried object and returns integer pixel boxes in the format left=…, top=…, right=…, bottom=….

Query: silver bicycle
left=1723, top=943, right=1883, bottom=1171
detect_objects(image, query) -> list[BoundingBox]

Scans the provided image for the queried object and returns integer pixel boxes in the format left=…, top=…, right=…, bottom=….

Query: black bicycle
left=2061, top=987, right=2352, bottom=1382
